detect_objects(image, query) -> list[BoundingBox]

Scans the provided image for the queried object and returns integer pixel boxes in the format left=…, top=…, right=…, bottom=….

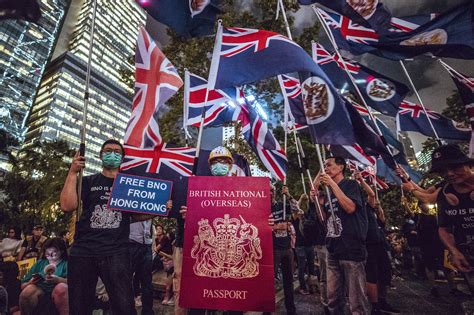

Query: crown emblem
left=191, top=214, right=262, bottom=279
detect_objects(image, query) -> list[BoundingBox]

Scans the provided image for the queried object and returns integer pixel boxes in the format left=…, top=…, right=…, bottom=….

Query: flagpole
left=183, top=69, right=191, bottom=146
left=312, top=6, right=396, bottom=158
left=276, top=0, right=328, bottom=224
left=399, top=60, right=442, bottom=145
left=193, top=21, right=223, bottom=175
left=77, top=0, right=98, bottom=222
left=283, top=90, right=289, bottom=220
left=277, top=75, right=308, bottom=194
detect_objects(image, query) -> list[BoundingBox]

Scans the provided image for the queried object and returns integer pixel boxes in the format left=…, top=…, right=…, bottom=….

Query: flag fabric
left=344, top=100, right=396, bottom=169
left=376, top=158, right=422, bottom=185
left=298, top=0, right=392, bottom=32
left=442, top=62, right=474, bottom=156
left=124, top=27, right=183, bottom=149
left=277, top=73, right=355, bottom=145
left=184, top=72, right=242, bottom=128
left=318, top=3, right=474, bottom=60
left=312, top=42, right=409, bottom=116
left=396, top=100, right=471, bottom=141
left=0, top=0, right=41, bottom=22
left=136, top=0, right=220, bottom=38
left=347, top=160, right=389, bottom=190
left=389, top=14, right=436, bottom=33
left=238, top=103, right=288, bottom=181
left=329, top=144, right=377, bottom=166
left=209, top=24, right=343, bottom=92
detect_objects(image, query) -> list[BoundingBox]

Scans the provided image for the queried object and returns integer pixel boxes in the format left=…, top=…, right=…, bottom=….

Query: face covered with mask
left=210, top=158, right=232, bottom=176
left=101, top=143, right=123, bottom=169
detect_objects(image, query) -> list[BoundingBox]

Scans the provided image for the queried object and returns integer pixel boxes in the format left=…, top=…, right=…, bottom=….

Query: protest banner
left=108, top=173, right=173, bottom=216
left=180, top=176, right=275, bottom=312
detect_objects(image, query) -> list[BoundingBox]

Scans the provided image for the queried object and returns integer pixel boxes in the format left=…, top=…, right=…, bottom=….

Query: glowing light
left=246, top=95, right=255, bottom=102
left=254, top=102, right=268, bottom=120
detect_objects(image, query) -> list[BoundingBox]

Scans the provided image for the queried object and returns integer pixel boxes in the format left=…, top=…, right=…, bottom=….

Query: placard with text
left=107, top=173, right=172, bottom=216
left=180, top=176, right=275, bottom=312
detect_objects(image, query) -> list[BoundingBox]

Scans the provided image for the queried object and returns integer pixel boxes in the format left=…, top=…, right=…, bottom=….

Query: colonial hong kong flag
left=347, top=160, right=389, bottom=190
left=124, top=27, right=183, bottom=149
left=442, top=62, right=474, bottom=156
left=184, top=72, right=243, bottom=129
left=276, top=72, right=355, bottom=145
left=298, top=0, right=392, bottom=33
left=312, top=42, right=408, bottom=116
left=330, top=143, right=377, bottom=167
left=396, top=100, right=471, bottom=141
left=319, top=3, right=474, bottom=60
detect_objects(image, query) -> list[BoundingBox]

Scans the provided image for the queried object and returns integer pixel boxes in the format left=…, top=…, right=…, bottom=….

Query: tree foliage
left=0, top=140, right=74, bottom=234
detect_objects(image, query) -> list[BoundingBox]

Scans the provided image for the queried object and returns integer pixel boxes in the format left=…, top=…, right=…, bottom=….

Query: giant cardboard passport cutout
left=180, top=176, right=275, bottom=312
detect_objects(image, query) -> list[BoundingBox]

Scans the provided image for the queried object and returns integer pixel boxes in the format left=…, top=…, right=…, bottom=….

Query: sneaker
left=299, top=289, right=310, bottom=295
left=430, top=287, right=440, bottom=298
left=379, top=301, right=400, bottom=314
left=167, top=297, right=175, bottom=306
left=134, top=296, right=142, bottom=307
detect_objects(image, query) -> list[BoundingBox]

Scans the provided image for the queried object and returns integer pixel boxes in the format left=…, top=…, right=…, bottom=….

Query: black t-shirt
left=70, top=173, right=131, bottom=257
left=325, top=179, right=367, bottom=262
left=272, top=201, right=291, bottom=250
left=168, top=206, right=185, bottom=248
left=437, top=184, right=474, bottom=253
left=366, top=205, right=384, bottom=244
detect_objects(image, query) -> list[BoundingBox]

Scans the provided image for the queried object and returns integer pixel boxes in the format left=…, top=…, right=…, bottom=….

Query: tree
left=443, top=91, right=470, bottom=127
left=0, top=140, right=75, bottom=234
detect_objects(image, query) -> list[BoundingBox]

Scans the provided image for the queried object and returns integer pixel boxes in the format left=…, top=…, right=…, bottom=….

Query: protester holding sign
left=60, top=139, right=153, bottom=315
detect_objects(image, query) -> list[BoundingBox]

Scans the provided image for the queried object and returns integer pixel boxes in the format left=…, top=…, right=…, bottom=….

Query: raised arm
left=60, top=151, right=85, bottom=212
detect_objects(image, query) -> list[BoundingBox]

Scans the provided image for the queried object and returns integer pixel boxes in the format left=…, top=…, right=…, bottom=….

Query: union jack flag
left=312, top=42, right=360, bottom=73
left=389, top=14, right=437, bottom=33
left=397, top=100, right=471, bottom=141
left=184, top=72, right=243, bottom=129
left=398, top=101, right=440, bottom=119
left=124, top=27, right=183, bottom=149
left=331, top=144, right=377, bottom=166
left=220, top=27, right=297, bottom=58
left=208, top=23, right=329, bottom=90
left=121, top=144, right=196, bottom=177
left=347, top=160, right=389, bottom=190
left=239, top=102, right=288, bottom=181
left=317, top=8, right=379, bottom=45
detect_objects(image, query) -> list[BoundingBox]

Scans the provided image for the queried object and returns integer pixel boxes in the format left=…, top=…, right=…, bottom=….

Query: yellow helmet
left=208, top=146, right=233, bottom=164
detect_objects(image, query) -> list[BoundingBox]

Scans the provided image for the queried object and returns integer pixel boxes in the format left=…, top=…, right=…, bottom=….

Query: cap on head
left=209, top=146, right=233, bottom=164
left=429, top=144, right=473, bottom=173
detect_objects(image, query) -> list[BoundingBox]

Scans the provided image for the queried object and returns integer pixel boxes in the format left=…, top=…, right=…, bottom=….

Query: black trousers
left=68, top=251, right=136, bottom=315
left=268, top=248, right=296, bottom=315
left=129, top=242, right=154, bottom=315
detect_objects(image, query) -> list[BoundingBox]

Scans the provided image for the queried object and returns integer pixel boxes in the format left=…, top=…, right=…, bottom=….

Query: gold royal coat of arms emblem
left=191, top=214, right=263, bottom=279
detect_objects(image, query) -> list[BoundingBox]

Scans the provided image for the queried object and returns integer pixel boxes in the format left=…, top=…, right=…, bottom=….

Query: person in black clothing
left=429, top=145, right=474, bottom=294
left=268, top=185, right=296, bottom=315
left=314, top=157, right=369, bottom=315
left=60, top=139, right=155, bottom=315
left=401, top=214, right=421, bottom=273
left=355, top=173, right=399, bottom=315
left=309, top=188, right=329, bottom=310
left=291, top=193, right=317, bottom=295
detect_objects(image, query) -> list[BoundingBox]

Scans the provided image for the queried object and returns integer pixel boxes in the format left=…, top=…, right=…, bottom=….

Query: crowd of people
left=0, top=140, right=472, bottom=315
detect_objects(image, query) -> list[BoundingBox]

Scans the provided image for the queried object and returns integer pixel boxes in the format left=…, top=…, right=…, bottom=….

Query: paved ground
left=137, top=271, right=472, bottom=314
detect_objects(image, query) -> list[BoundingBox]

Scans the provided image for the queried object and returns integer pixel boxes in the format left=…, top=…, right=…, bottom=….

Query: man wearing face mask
left=60, top=139, right=141, bottom=315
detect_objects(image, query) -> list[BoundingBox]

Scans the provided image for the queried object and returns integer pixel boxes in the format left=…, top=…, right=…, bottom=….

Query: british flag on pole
left=124, top=27, right=183, bottom=149
left=184, top=72, right=243, bottom=129
left=396, top=100, right=471, bottom=141
left=121, top=27, right=193, bottom=213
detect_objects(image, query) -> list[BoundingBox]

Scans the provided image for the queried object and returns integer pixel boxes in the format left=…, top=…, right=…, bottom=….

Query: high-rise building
left=24, top=0, right=146, bottom=173
left=0, top=0, right=70, bottom=141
